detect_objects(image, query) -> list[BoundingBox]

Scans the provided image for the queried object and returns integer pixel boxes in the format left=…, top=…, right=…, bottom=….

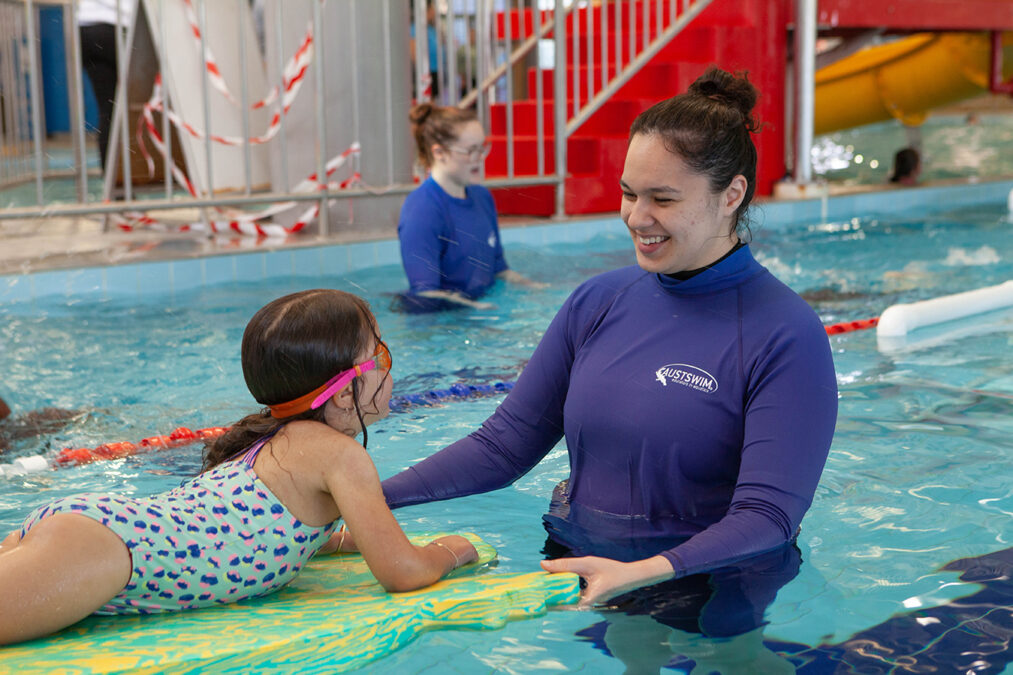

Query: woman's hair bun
left=409, top=102, right=434, bottom=125
left=689, top=67, right=758, bottom=123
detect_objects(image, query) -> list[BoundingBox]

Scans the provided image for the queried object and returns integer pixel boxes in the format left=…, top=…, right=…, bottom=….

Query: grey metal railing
left=426, top=0, right=713, bottom=216
left=0, top=0, right=710, bottom=231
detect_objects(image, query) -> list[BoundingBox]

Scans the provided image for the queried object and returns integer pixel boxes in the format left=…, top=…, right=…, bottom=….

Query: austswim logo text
left=655, top=364, right=719, bottom=393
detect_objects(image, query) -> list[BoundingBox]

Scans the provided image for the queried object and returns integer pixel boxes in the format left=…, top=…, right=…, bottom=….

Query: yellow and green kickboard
left=0, top=533, right=580, bottom=673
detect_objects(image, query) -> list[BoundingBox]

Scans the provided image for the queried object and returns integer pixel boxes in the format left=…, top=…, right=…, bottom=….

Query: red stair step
left=490, top=99, right=654, bottom=137
left=484, top=135, right=601, bottom=177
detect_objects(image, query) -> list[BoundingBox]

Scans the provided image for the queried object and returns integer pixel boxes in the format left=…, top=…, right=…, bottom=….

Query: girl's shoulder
left=275, top=421, right=370, bottom=467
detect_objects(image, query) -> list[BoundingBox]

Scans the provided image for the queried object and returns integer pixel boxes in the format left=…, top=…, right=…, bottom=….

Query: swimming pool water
left=1, top=202, right=1012, bottom=673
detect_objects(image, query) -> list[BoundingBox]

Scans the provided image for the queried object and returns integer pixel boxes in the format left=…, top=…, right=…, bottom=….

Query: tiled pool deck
left=2, top=177, right=1011, bottom=305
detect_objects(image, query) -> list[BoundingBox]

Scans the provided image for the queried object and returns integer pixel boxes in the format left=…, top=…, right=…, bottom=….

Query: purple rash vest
left=382, top=246, right=838, bottom=577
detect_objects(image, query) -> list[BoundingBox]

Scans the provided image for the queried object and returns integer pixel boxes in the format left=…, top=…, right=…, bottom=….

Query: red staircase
left=485, top=0, right=789, bottom=216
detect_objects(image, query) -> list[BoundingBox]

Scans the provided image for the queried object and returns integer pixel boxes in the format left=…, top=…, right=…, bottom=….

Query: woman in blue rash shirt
left=382, top=68, right=838, bottom=610
left=397, top=103, right=544, bottom=312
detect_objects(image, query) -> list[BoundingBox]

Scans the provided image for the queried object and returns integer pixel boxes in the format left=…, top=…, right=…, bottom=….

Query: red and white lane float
left=0, top=427, right=228, bottom=478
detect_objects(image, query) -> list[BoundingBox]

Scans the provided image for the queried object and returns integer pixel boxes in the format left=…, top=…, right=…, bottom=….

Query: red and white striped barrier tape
left=181, top=0, right=237, bottom=103
left=179, top=0, right=316, bottom=112
left=115, top=139, right=360, bottom=238
left=129, top=68, right=361, bottom=237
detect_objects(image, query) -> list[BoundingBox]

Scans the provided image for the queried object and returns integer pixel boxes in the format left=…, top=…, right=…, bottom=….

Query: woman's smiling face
left=620, top=132, right=745, bottom=275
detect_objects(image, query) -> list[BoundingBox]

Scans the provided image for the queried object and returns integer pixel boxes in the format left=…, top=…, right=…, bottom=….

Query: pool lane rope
left=0, top=382, right=516, bottom=478
left=0, top=318, right=909, bottom=476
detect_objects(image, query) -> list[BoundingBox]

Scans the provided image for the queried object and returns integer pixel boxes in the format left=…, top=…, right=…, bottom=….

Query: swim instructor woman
left=382, top=67, right=838, bottom=606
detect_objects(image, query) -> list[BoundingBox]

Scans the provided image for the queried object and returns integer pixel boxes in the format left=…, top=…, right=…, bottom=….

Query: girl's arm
left=324, top=436, right=478, bottom=592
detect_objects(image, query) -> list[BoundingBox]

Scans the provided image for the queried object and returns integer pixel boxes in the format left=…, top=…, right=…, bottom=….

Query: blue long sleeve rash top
left=398, top=177, right=508, bottom=300
left=383, top=246, right=838, bottom=577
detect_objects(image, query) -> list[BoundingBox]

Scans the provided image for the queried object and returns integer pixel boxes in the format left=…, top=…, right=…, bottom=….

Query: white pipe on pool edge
left=877, top=280, right=1013, bottom=337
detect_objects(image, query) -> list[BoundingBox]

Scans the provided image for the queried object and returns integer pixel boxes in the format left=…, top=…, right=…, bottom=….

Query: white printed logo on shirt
left=655, top=364, right=718, bottom=393
left=487, top=233, right=497, bottom=247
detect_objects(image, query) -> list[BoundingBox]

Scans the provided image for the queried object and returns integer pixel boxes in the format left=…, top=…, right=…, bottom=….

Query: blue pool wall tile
left=2, top=178, right=1011, bottom=306
left=169, top=259, right=206, bottom=293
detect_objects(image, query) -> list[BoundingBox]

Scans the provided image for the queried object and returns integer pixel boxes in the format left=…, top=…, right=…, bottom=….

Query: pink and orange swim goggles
left=268, top=341, right=392, bottom=419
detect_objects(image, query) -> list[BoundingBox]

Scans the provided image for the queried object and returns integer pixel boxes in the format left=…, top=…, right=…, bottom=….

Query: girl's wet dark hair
left=201, top=289, right=386, bottom=471
left=629, top=66, right=760, bottom=235
left=410, top=102, right=478, bottom=169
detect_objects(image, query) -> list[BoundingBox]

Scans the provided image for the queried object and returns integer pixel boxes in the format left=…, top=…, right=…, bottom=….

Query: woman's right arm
left=382, top=289, right=584, bottom=508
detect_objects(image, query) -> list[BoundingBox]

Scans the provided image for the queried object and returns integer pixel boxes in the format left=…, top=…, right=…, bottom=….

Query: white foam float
left=14, top=455, right=49, bottom=473
left=0, top=455, right=50, bottom=479
left=877, top=280, right=1013, bottom=348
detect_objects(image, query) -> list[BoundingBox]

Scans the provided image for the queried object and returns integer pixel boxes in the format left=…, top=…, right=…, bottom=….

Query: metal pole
left=383, top=0, right=393, bottom=186
left=793, top=0, right=815, bottom=184
left=585, top=0, right=592, bottom=104
left=24, top=0, right=45, bottom=205
left=238, top=0, right=252, bottom=196
left=273, top=0, right=289, bottom=190
left=159, top=0, right=171, bottom=199
left=553, top=0, right=566, bottom=217
left=446, top=1, right=457, bottom=105
left=412, top=0, right=428, bottom=100
left=505, top=0, right=514, bottom=178
left=350, top=0, right=360, bottom=143
left=534, top=1, right=544, bottom=176
left=312, top=0, right=328, bottom=235
left=476, top=0, right=486, bottom=129
left=570, top=0, right=578, bottom=117
left=199, top=0, right=213, bottom=199
left=67, top=0, right=89, bottom=201
left=115, top=0, right=133, bottom=202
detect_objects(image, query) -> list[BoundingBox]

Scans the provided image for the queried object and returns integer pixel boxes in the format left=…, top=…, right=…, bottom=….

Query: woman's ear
left=722, top=175, right=747, bottom=215
left=430, top=143, right=446, bottom=164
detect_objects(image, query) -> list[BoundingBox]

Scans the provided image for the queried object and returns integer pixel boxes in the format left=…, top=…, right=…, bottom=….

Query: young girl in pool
left=398, top=103, right=543, bottom=312
left=0, top=289, right=478, bottom=645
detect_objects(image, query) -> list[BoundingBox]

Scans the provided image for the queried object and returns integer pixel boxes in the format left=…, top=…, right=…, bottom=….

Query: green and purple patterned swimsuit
left=19, top=434, right=337, bottom=614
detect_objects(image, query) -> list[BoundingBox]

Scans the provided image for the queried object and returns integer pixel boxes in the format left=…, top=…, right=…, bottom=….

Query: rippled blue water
left=1, top=202, right=1012, bottom=673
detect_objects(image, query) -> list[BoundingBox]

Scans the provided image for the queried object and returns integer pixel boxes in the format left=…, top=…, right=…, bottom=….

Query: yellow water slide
left=814, top=32, right=1013, bottom=135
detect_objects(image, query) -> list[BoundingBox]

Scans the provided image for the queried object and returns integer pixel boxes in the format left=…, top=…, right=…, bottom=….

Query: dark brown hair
left=410, top=102, right=478, bottom=169
left=201, top=289, right=385, bottom=471
left=890, top=147, right=920, bottom=183
left=629, top=66, right=760, bottom=234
